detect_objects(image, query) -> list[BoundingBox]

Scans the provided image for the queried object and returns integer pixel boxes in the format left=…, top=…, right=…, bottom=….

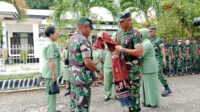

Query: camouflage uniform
left=170, top=41, right=179, bottom=74
left=188, top=42, right=197, bottom=74
left=68, top=31, right=95, bottom=112
left=163, top=42, right=171, bottom=75
left=151, top=38, right=168, bottom=86
left=116, top=28, right=142, bottom=112
left=197, top=41, right=200, bottom=73
left=178, top=43, right=187, bottom=74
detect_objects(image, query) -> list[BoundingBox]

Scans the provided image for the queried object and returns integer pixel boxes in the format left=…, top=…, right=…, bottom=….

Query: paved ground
left=0, top=74, right=200, bottom=112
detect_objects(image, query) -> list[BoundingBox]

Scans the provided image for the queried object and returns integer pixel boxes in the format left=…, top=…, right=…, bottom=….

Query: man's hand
left=179, top=56, right=183, bottom=60
left=171, top=55, right=174, bottom=60
left=52, top=74, right=57, bottom=81
left=163, top=59, right=167, bottom=66
left=115, top=45, right=123, bottom=54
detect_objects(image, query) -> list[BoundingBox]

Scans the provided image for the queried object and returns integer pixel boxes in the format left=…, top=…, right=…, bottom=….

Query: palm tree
left=52, top=0, right=119, bottom=24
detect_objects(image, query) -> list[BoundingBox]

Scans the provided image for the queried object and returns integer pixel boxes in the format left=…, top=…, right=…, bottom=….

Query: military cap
left=78, top=17, right=94, bottom=30
left=190, top=37, right=194, bottom=40
left=118, top=10, right=131, bottom=22
left=173, top=35, right=178, bottom=38
left=149, top=27, right=156, bottom=32
left=161, top=35, right=167, bottom=38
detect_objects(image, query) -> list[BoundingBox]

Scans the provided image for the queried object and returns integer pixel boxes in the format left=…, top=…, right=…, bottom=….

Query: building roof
left=0, top=1, right=18, bottom=19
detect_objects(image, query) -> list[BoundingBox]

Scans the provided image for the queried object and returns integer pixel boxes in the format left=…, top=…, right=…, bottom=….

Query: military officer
left=114, top=11, right=143, bottom=112
left=149, top=28, right=172, bottom=97
left=68, top=17, right=103, bottom=112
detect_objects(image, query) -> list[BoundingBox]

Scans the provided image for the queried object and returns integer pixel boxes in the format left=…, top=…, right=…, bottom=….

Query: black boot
left=162, top=85, right=172, bottom=97
left=129, top=107, right=141, bottom=112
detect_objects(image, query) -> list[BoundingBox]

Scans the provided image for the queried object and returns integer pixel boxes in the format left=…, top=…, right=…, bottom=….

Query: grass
left=0, top=73, right=41, bottom=80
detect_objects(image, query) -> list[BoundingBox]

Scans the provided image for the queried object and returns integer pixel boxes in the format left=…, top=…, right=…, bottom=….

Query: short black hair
left=45, top=26, right=56, bottom=37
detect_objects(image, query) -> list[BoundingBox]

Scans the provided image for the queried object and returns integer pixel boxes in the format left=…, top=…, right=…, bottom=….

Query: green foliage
left=25, top=0, right=55, bottom=9
left=52, top=0, right=119, bottom=25
left=157, top=0, right=200, bottom=38
left=120, top=0, right=158, bottom=26
left=20, top=50, right=27, bottom=63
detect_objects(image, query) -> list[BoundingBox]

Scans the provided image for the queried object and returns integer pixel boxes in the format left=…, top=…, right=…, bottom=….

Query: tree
left=52, top=0, right=119, bottom=25
left=120, top=0, right=158, bottom=26
left=25, top=0, right=55, bottom=9
left=157, top=0, right=200, bottom=38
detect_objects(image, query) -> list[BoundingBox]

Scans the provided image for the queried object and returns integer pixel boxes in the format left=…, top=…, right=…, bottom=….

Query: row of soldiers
left=150, top=29, right=200, bottom=76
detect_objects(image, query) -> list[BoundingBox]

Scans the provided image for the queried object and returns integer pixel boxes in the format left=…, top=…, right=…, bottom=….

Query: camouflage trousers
left=188, top=56, right=197, bottom=73
left=70, top=84, right=91, bottom=112
left=171, top=56, right=178, bottom=74
left=128, top=66, right=141, bottom=111
left=158, top=60, right=168, bottom=86
left=179, top=55, right=187, bottom=73
left=163, top=56, right=170, bottom=75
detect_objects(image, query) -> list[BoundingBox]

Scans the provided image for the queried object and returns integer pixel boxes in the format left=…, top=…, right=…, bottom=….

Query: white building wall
left=6, top=24, right=33, bottom=56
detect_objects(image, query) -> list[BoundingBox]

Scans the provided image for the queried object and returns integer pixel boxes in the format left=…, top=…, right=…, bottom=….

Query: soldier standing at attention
left=170, top=36, right=179, bottom=75
left=162, top=36, right=170, bottom=76
left=149, top=28, right=172, bottom=97
left=68, top=17, right=103, bottom=112
left=187, top=38, right=197, bottom=74
left=178, top=39, right=187, bottom=75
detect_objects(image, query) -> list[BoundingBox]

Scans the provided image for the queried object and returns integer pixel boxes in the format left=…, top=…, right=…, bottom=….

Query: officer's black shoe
left=162, top=85, right=172, bottom=97
left=162, top=89, right=172, bottom=97
left=56, top=110, right=61, bottom=112
left=128, top=108, right=141, bottom=112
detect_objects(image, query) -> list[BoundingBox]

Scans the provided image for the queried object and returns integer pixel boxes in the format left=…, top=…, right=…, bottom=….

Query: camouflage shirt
left=170, top=42, right=179, bottom=57
left=116, top=27, right=142, bottom=65
left=164, top=42, right=171, bottom=57
left=151, top=37, right=164, bottom=60
left=68, top=31, right=95, bottom=87
left=179, top=43, right=187, bottom=56
left=188, top=43, right=196, bottom=57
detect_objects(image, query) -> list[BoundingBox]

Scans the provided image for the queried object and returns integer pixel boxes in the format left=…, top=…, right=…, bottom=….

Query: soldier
left=149, top=28, right=172, bottom=97
left=197, top=36, right=200, bottom=74
left=113, top=11, right=143, bottom=112
left=68, top=17, right=103, bottom=112
left=63, top=32, right=73, bottom=96
left=187, top=38, right=197, bottom=74
left=162, top=36, right=170, bottom=76
left=178, top=39, right=187, bottom=75
left=170, top=36, right=179, bottom=75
